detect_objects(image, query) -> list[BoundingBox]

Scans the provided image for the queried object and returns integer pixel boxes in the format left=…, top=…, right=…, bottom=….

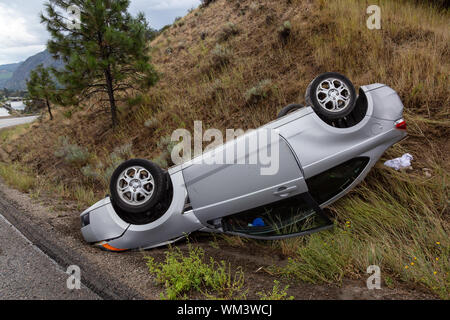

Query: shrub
left=153, top=136, right=177, bottom=168
left=54, top=136, right=90, bottom=167
left=127, top=94, right=144, bottom=107
left=209, top=79, right=225, bottom=100
left=63, top=110, right=73, bottom=119
left=81, top=164, right=99, bottom=181
left=201, top=0, right=217, bottom=8
left=210, top=44, right=232, bottom=69
left=244, top=79, right=273, bottom=105
left=257, top=281, right=294, bottom=300
left=218, top=22, right=239, bottom=42
left=113, top=143, right=133, bottom=159
left=146, top=244, right=246, bottom=299
left=144, top=117, right=158, bottom=129
left=278, top=21, right=292, bottom=43
left=152, top=153, right=169, bottom=169
left=81, top=143, right=132, bottom=187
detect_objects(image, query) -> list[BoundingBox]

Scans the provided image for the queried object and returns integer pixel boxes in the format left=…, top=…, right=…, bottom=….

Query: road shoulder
left=0, top=180, right=156, bottom=300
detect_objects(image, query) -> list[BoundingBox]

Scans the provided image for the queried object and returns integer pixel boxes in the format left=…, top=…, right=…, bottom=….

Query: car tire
left=305, top=72, right=357, bottom=120
left=110, top=159, right=166, bottom=215
left=277, top=104, right=304, bottom=119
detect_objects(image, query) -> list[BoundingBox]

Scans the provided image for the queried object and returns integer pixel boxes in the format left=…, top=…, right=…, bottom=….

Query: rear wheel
left=110, top=159, right=165, bottom=215
left=305, top=72, right=356, bottom=120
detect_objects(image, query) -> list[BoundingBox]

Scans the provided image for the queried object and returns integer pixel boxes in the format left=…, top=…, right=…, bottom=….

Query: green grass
left=0, top=162, right=36, bottom=192
left=257, top=280, right=294, bottom=300
left=0, top=124, right=31, bottom=143
left=275, top=163, right=449, bottom=299
left=73, top=185, right=97, bottom=210
left=146, top=244, right=246, bottom=300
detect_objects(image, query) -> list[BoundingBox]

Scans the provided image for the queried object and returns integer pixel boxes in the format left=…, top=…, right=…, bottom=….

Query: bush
left=54, top=136, right=90, bottom=167
left=113, top=143, right=133, bottom=159
left=201, top=0, right=217, bottom=8
left=127, top=94, right=144, bottom=107
left=278, top=21, right=292, bottom=43
left=257, top=281, right=294, bottom=300
left=152, top=153, right=169, bottom=169
left=210, top=44, right=232, bottom=69
left=218, top=22, right=239, bottom=42
left=153, top=136, right=177, bottom=168
left=81, top=143, right=132, bottom=186
left=144, top=117, right=158, bottom=129
left=146, top=244, right=246, bottom=299
left=62, top=110, right=73, bottom=119
left=244, top=79, right=274, bottom=105
left=81, top=164, right=99, bottom=181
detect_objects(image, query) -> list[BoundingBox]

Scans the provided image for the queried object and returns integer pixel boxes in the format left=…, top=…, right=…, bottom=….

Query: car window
left=306, top=157, right=369, bottom=205
left=221, top=194, right=331, bottom=238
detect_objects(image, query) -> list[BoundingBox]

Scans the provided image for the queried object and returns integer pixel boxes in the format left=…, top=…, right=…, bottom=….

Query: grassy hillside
left=0, top=0, right=448, bottom=298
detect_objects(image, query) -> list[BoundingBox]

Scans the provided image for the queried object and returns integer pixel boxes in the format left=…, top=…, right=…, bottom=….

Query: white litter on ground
left=384, top=153, right=413, bottom=170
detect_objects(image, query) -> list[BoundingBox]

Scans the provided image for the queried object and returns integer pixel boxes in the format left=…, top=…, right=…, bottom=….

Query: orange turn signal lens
left=102, top=243, right=127, bottom=252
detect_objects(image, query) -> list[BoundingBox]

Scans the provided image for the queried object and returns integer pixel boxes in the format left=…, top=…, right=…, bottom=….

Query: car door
left=182, top=128, right=308, bottom=225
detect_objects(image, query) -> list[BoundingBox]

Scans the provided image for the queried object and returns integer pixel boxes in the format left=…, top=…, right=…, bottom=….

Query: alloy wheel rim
left=117, top=166, right=155, bottom=206
left=315, top=78, right=351, bottom=113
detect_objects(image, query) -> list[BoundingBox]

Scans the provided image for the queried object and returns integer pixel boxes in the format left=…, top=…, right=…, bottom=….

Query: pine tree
left=41, top=0, right=159, bottom=127
left=26, top=65, right=58, bottom=120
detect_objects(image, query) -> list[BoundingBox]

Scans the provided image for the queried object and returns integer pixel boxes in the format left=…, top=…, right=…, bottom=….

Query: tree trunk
left=104, top=68, right=118, bottom=127
left=45, top=98, right=53, bottom=120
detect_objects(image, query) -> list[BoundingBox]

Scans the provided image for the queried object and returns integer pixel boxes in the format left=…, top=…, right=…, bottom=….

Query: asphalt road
left=0, top=115, right=100, bottom=300
left=0, top=212, right=100, bottom=300
left=0, top=116, right=38, bottom=129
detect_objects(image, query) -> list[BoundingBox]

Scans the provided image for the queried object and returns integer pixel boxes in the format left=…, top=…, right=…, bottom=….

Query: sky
left=0, top=0, right=200, bottom=65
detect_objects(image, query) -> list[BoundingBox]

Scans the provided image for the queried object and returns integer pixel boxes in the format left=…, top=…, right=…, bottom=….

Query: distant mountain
left=0, top=62, right=21, bottom=73
left=0, top=62, right=21, bottom=88
left=3, top=50, right=63, bottom=91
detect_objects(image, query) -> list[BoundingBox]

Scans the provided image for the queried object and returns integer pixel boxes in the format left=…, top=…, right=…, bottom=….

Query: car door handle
left=273, top=186, right=298, bottom=197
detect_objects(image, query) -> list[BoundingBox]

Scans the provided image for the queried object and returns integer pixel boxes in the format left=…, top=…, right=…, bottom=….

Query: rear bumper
left=80, top=171, right=204, bottom=251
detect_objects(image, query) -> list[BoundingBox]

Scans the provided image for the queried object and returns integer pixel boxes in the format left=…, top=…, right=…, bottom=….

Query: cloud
left=129, top=0, right=200, bottom=28
left=146, top=0, right=200, bottom=10
left=0, top=1, right=48, bottom=64
left=0, top=0, right=201, bottom=64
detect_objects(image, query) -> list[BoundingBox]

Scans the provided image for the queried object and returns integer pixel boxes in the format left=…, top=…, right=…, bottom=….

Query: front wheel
left=305, top=72, right=357, bottom=120
left=110, top=159, right=165, bottom=215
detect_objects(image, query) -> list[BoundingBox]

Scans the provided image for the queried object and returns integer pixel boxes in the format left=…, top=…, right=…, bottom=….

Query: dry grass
left=0, top=0, right=448, bottom=298
left=276, top=161, right=449, bottom=298
left=0, top=162, right=35, bottom=193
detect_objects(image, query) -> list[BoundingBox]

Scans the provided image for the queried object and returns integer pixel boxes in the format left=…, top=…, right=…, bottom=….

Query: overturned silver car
left=80, top=73, right=407, bottom=251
